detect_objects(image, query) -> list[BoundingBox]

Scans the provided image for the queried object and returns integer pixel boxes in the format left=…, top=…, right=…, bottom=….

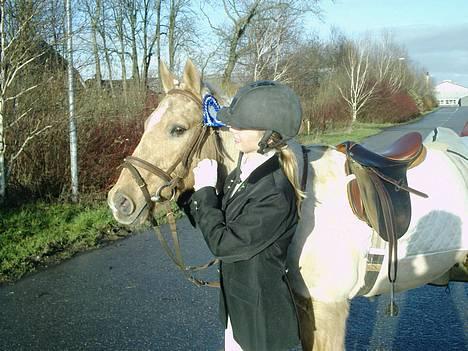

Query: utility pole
left=66, top=0, right=79, bottom=202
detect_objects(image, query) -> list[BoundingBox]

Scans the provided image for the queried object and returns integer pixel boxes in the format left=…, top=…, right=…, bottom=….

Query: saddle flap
left=338, top=132, right=424, bottom=242
left=348, top=160, right=411, bottom=241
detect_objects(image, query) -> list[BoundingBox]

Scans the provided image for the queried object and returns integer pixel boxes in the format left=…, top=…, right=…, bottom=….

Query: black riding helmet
left=217, top=80, right=302, bottom=140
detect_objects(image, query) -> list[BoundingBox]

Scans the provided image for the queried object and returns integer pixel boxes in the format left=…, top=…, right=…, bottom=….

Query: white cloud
left=392, top=23, right=468, bottom=86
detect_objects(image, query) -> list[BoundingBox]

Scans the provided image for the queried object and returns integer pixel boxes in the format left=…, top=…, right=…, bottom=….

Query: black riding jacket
left=185, top=155, right=300, bottom=351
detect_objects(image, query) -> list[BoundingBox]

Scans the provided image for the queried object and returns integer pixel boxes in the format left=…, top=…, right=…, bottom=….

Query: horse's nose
left=113, top=191, right=135, bottom=216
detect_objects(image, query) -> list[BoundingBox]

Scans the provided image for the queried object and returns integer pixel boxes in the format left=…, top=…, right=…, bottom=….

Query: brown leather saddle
left=337, top=132, right=427, bottom=242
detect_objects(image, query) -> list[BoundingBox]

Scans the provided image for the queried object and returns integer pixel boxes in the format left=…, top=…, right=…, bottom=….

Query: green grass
left=0, top=201, right=127, bottom=283
left=298, top=122, right=394, bottom=146
left=0, top=200, right=183, bottom=284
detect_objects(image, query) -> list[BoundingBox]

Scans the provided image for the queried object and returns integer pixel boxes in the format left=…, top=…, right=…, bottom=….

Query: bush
left=294, top=80, right=349, bottom=135
left=6, top=77, right=156, bottom=204
left=360, top=90, right=419, bottom=123
left=78, top=115, right=145, bottom=194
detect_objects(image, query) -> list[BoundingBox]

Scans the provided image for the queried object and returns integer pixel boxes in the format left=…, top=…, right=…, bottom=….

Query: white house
left=435, top=80, right=468, bottom=106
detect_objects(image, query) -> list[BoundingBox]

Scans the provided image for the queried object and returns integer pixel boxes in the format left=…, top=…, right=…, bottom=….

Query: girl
left=188, top=80, right=304, bottom=351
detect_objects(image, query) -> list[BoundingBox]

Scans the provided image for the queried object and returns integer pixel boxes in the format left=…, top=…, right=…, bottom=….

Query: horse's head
left=107, top=59, right=232, bottom=225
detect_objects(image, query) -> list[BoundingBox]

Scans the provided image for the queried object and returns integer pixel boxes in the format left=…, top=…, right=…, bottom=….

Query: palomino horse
left=107, top=60, right=468, bottom=350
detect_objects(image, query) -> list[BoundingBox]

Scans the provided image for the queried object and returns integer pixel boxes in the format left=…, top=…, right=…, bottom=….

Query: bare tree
left=246, top=3, right=303, bottom=82
left=110, top=0, right=128, bottom=100
left=337, top=40, right=379, bottom=122
left=373, top=32, right=408, bottom=94
left=163, top=0, right=196, bottom=73
left=220, top=0, right=262, bottom=86
left=97, top=0, right=115, bottom=95
left=124, top=0, right=140, bottom=84
left=82, top=0, right=103, bottom=89
left=0, top=0, right=51, bottom=204
left=202, top=0, right=321, bottom=87
left=140, top=0, right=161, bottom=87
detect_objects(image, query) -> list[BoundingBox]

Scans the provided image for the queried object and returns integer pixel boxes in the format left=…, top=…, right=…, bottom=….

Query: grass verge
left=298, top=121, right=394, bottom=146
left=0, top=201, right=129, bottom=284
left=0, top=200, right=183, bottom=284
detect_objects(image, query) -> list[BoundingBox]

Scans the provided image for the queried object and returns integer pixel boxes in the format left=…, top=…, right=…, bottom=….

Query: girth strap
left=301, top=145, right=309, bottom=192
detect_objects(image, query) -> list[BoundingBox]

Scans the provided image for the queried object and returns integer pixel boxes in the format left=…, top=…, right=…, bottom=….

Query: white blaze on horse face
left=145, top=99, right=170, bottom=132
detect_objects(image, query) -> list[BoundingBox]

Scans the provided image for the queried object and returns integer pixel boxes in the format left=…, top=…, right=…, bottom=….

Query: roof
left=435, top=80, right=468, bottom=99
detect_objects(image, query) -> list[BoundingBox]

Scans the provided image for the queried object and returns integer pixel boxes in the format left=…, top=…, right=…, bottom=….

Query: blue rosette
left=202, top=94, right=226, bottom=127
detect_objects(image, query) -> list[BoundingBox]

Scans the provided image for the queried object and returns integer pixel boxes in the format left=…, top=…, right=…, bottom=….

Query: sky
left=307, top=0, right=468, bottom=87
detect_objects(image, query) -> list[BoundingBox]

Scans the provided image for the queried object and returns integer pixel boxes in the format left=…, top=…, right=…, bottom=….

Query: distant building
left=435, top=80, right=468, bottom=106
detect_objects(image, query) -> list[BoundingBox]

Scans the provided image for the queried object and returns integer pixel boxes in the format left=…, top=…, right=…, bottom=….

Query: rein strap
left=151, top=202, right=220, bottom=288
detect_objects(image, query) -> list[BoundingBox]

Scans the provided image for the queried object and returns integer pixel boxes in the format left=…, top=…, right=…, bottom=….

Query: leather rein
left=122, top=88, right=223, bottom=288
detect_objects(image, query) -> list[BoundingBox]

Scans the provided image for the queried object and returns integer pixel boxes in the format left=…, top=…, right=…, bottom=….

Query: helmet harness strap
left=258, top=130, right=287, bottom=154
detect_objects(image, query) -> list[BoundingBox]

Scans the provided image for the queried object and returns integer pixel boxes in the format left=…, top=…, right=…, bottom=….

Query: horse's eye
left=170, top=125, right=187, bottom=137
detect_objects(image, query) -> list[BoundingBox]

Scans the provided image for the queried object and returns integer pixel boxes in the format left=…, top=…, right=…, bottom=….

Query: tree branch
left=8, top=124, right=52, bottom=167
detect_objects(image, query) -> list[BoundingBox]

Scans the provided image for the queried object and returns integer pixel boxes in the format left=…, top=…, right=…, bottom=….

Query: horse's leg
left=311, top=299, right=350, bottom=351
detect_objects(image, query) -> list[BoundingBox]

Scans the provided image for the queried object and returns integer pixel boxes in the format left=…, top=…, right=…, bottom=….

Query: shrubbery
left=360, top=90, right=420, bottom=123
left=6, top=85, right=153, bottom=204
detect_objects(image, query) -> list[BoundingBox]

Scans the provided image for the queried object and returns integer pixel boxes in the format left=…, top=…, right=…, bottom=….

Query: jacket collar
left=246, top=153, right=280, bottom=185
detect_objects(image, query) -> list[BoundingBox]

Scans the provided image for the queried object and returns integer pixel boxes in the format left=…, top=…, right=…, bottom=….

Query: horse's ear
left=159, top=60, right=175, bottom=93
left=182, top=59, right=201, bottom=96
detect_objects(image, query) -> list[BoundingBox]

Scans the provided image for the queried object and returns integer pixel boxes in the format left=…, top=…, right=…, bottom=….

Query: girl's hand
left=193, top=159, right=218, bottom=191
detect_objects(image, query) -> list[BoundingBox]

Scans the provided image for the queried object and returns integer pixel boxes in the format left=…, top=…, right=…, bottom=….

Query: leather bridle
left=121, top=88, right=224, bottom=287
left=122, top=89, right=208, bottom=213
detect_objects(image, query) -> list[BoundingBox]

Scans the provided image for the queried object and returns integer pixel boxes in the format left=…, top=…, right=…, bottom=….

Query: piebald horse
left=107, top=60, right=468, bottom=350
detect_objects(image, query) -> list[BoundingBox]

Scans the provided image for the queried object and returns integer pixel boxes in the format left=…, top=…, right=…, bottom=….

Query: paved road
left=1, top=108, right=467, bottom=351
left=362, top=106, right=468, bottom=151
left=0, top=219, right=223, bottom=351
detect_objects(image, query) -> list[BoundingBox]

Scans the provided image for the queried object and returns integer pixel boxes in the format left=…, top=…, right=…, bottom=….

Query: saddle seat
left=338, top=132, right=423, bottom=169
left=337, top=132, right=426, bottom=242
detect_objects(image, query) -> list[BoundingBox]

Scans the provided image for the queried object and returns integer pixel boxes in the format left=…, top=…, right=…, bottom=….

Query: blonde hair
left=278, top=147, right=306, bottom=211
left=267, top=132, right=306, bottom=211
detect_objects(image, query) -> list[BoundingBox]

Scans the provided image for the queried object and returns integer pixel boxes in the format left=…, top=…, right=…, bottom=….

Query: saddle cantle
left=337, top=132, right=426, bottom=242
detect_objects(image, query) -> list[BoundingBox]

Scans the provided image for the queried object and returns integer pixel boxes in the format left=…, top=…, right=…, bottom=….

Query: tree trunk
left=128, top=1, right=140, bottom=86
left=66, top=0, right=79, bottom=202
left=91, top=0, right=102, bottom=89
left=0, top=0, right=6, bottom=204
left=221, top=0, right=261, bottom=87
left=222, top=38, right=239, bottom=87
left=116, top=7, right=127, bottom=102
left=168, top=0, right=176, bottom=71
left=99, top=17, right=114, bottom=95
left=155, top=0, right=161, bottom=84
left=91, top=26, right=101, bottom=88
left=102, top=48, right=114, bottom=95
left=0, top=97, right=5, bottom=205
